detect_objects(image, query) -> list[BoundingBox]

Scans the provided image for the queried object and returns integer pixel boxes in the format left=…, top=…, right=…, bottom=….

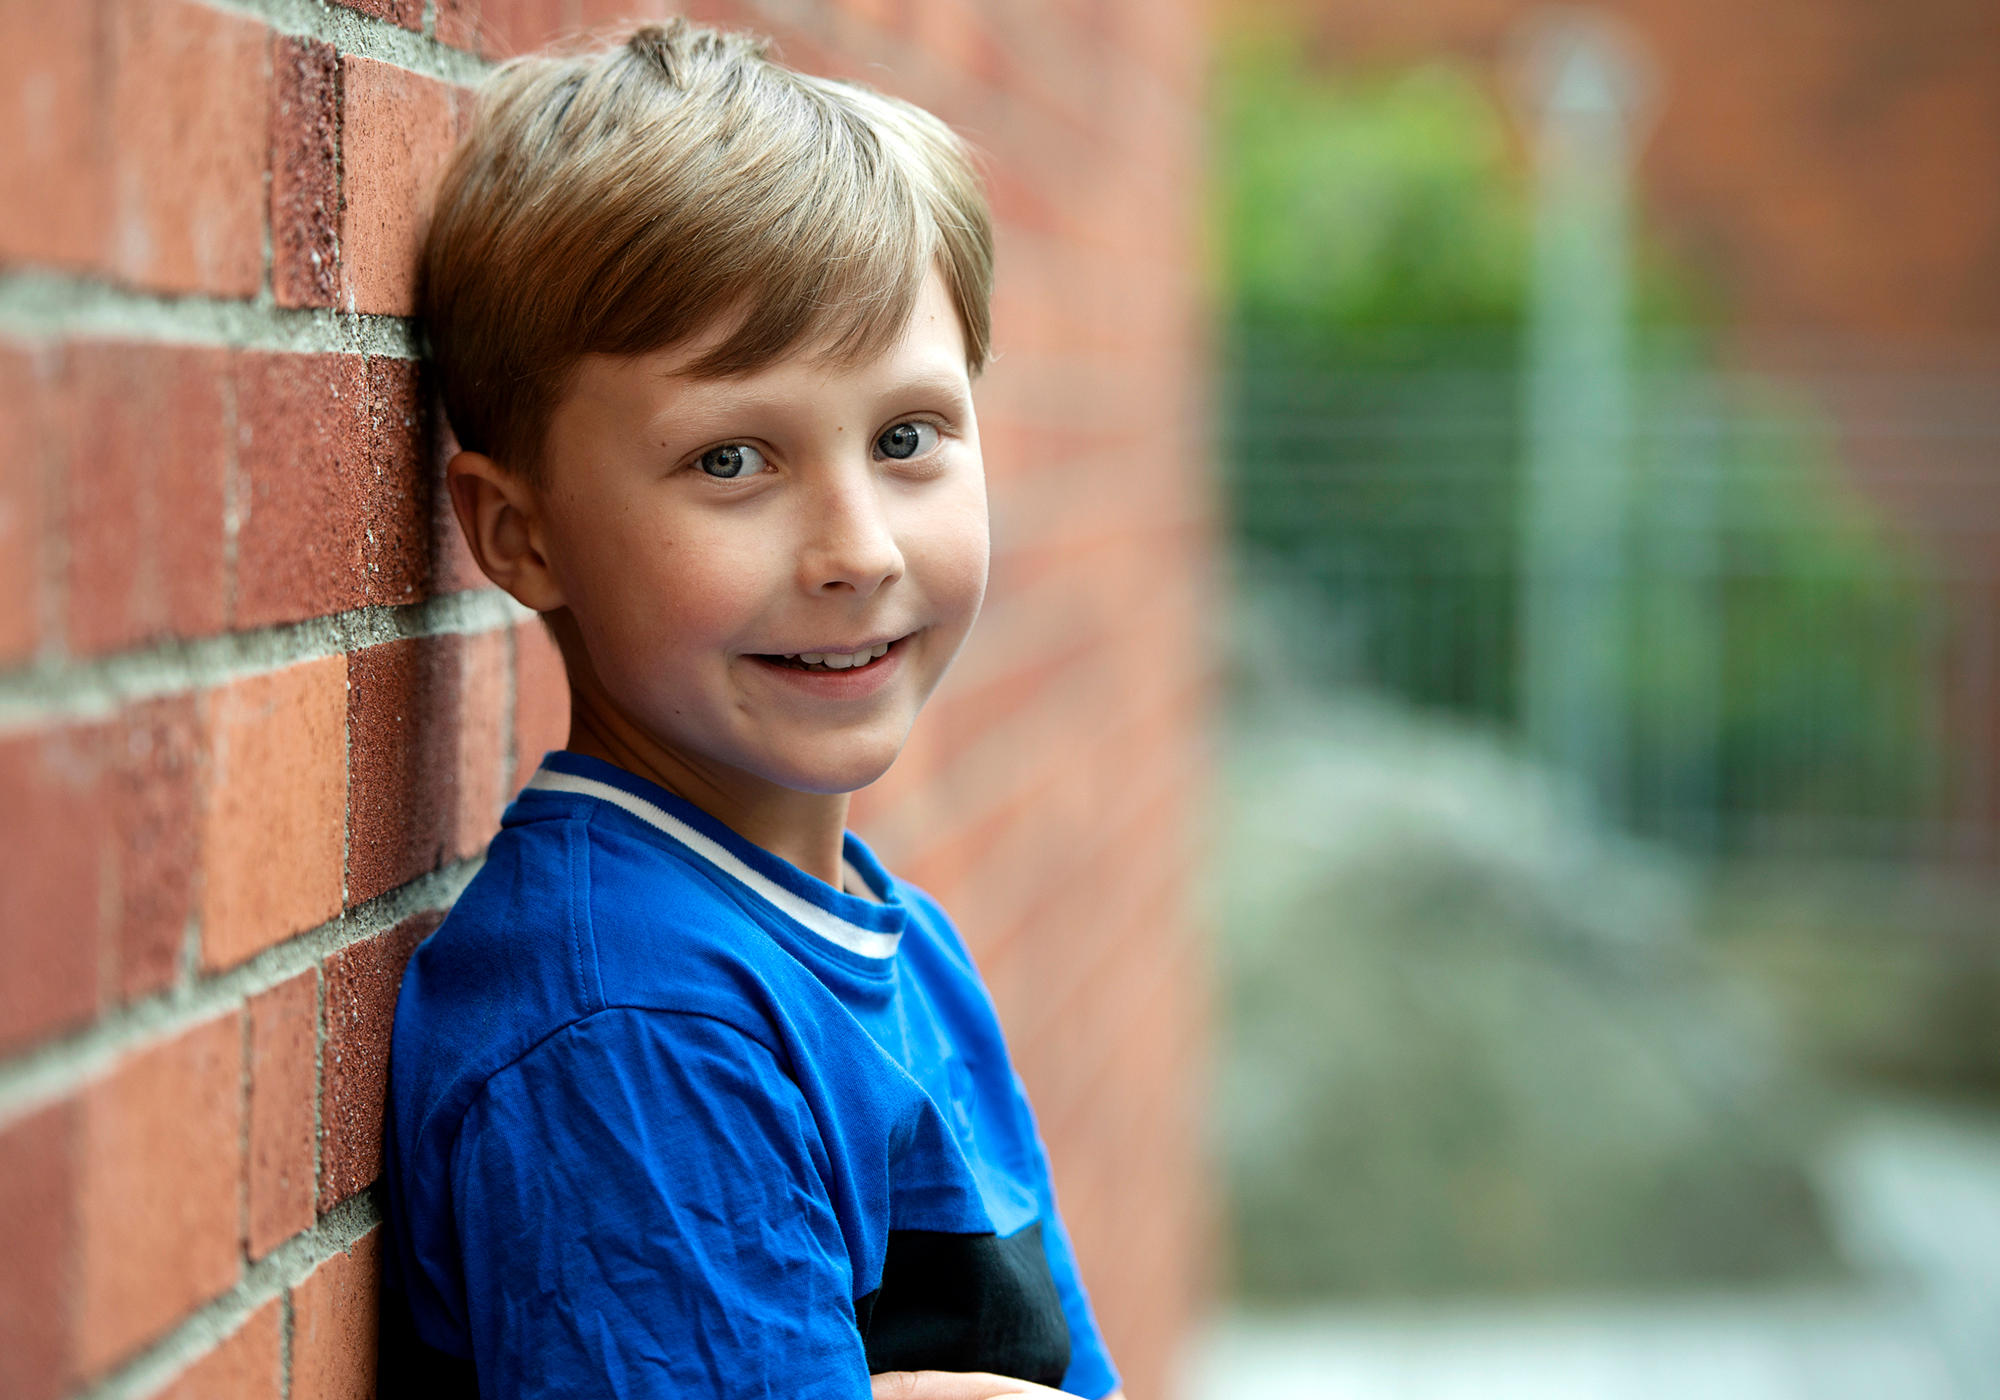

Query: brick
left=0, top=343, right=51, bottom=663
left=105, top=0, right=269, bottom=298
left=457, top=628, right=511, bottom=857
left=911, top=0, right=1007, bottom=87
left=76, top=1015, right=243, bottom=1381
left=0, top=696, right=205, bottom=1041
left=338, top=56, right=461, bottom=316
left=270, top=35, right=341, bottom=310
left=155, top=1300, right=282, bottom=1400
left=199, top=658, right=348, bottom=970
left=0, top=0, right=105, bottom=271
left=332, top=0, right=421, bottom=31
left=346, top=637, right=460, bottom=904
left=513, top=619, right=570, bottom=785
left=63, top=343, right=229, bottom=654
left=833, top=0, right=903, bottom=31
left=320, top=914, right=438, bottom=1210
left=106, top=695, right=202, bottom=1002
left=231, top=352, right=369, bottom=628
left=434, top=0, right=676, bottom=69
left=363, top=356, right=436, bottom=606
left=247, top=971, right=318, bottom=1258
left=577, top=0, right=674, bottom=29
left=0, top=1102, right=77, bottom=1400
left=291, top=1227, right=382, bottom=1400
left=0, top=725, right=107, bottom=1052
left=435, top=0, right=572, bottom=60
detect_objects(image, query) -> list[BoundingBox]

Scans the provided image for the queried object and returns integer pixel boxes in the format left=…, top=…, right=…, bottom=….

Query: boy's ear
left=446, top=451, right=568, bottom=613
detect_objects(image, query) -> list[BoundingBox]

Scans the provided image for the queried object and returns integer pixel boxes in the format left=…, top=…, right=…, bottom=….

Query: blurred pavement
left=1186, top=1104, right=2000, bottom=1400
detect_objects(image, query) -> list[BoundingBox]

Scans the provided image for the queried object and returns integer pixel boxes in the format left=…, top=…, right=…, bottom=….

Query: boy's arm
left=871, top=1374, right=1125, bottom=1400
left=444, top=1007, right=870, bottom=1399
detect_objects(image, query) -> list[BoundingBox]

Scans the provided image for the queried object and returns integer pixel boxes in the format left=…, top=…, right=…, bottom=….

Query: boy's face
left=532, top=270, right=989, bottom=797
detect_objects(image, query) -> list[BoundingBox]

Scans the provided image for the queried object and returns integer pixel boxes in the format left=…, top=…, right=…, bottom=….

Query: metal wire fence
left=1226, top=342, right=2000, bottom=865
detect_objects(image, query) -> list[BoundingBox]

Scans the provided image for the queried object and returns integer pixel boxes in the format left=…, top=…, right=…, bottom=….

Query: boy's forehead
left=575, top=274, right=972, bottom=423
left=560, top=298, right=972, bottom=440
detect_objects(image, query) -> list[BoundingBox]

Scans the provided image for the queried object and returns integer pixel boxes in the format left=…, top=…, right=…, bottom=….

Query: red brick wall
left=0, top=3, right=1212, bottom=1398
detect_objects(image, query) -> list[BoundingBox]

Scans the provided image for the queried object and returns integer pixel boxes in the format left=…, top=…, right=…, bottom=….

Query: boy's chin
left=754, top=742, right=904, bottom=797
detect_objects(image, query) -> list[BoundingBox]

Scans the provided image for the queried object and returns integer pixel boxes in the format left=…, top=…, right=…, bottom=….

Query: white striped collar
left=523, top=768, right=902, bottom=960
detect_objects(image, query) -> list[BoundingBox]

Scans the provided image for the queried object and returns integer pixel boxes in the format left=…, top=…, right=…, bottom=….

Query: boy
left=380, top=19, right=1125, bottom=1400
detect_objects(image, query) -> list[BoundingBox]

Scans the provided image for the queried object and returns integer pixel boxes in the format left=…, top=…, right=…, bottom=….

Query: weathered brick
left=347, top=637, right=460, bottom=904
left=199, top=658, right=348, bottom=970
left=430, top=0, right=482, bottom=56
left=0, top=725, right=107, bottom=1052
left=0, top=696, right=205, bottom=1040
left=332, top=0, right=421, bottom=30
left=363, top=356, right=435, bottom=606
left=910, top=0, right=1007, bottom=87
left=63, top=343, right=229, bottom=655
left=247, top=971, right=318, bottom=1259
left=0, top=342, right=51, bottom=663
left=457, top=628, right=511, bottom=856
left=230, top=352, right=369, bottom=628
left=0, top=0, right=105, bottom=271
left=577, top=0, right=675, bottom=31
left=291, top=1227, right=383, bottom=1400
left=320, top=914, right=437, bottom=1210
left=338, top=56, right=461, bottom=316
left=106, top=695, right=202, bottom=1002
left=75, top=1015, right=243, bottom=1381
left=434, top=0, right=577, bottom=59
left=105, top=0, right=269, bottom=298
left=513, top=619, right=570, bottom=784
left=0, top=1102, right=77, bottom=1400
left=155, top=1300, right=282, bottom=1400
left=270, top=34, right=341, bottom=310
left=833, top=0, right=903, bottom=32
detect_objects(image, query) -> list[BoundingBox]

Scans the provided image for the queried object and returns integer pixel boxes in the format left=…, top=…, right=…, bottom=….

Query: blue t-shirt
left=381, top=752, right=1120, bottom=1399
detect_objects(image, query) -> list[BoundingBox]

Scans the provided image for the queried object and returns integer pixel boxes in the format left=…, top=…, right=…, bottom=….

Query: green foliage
left=1213, top=36, right=1941, bottom=848
left=1216, top=38, right=1527, bottom=342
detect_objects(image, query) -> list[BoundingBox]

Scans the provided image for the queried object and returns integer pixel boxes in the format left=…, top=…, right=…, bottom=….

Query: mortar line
left=279, top=1286, right=297, bottom=1400
left=74, top=1189, right=384, bottom=1400
left=0, top=272, right=420, bottom=357
left=0, top=860, right=479, bottom=1126
left=206, top=0, right=490, bottom=85
left=0, top=588, right=534, bottom=730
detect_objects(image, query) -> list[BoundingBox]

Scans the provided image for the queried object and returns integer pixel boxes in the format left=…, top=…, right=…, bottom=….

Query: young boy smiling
left=380, top=19, right=1123, bottom=1400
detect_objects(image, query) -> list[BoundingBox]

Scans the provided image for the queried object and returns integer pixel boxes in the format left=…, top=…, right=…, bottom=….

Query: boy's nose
left=797, top=476, right=905, bottom=599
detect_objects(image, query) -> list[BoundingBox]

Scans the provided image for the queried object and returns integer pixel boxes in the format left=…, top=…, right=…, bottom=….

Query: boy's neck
left=563, top=684, right=853, bottom=892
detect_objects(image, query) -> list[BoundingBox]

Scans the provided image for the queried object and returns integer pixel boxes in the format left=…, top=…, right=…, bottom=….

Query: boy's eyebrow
left=873, top=369, right=975, bottom=404
left=658, top=368, right=973, bottom=421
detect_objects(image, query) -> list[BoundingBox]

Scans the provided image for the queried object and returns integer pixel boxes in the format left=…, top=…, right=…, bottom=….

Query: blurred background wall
left=0, top=3, right=1212, bottom=1397
left=1200, top=1, right=2000, bottom=1395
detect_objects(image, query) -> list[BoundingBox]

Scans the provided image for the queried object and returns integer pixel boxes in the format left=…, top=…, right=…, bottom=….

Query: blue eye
left=875, top=422, right=938, bottom=461
left=697, top=443, right=766, bottom=479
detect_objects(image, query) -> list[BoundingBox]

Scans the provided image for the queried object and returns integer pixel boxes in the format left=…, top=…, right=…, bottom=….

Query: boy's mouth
left=756, top=641, right=894, bottom=673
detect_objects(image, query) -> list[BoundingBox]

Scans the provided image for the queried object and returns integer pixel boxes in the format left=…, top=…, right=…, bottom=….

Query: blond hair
left=420, top=20, right=994, bottom=483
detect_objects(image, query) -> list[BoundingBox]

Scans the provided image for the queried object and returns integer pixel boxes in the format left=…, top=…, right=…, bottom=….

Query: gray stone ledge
left=0, top=589, right=534, bottom=732
left=0, top=272, right=422, bottom=358
left=0, top=860, right=479, bottom=1128
left=74, top=1188, right=387, bottom=1400
left=211, top=0, right=490, bottom=86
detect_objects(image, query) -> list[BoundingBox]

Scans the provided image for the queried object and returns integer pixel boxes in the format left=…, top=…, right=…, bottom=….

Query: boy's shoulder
left=388, top=764, right=845, bottom=1146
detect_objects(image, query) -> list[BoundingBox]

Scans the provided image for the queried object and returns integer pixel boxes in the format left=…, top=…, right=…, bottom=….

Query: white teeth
left=776, top=644, right=892, bottom=669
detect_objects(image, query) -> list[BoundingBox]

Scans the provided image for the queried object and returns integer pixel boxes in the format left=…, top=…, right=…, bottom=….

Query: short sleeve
left=451, top=1008, right=870, bottom=1399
